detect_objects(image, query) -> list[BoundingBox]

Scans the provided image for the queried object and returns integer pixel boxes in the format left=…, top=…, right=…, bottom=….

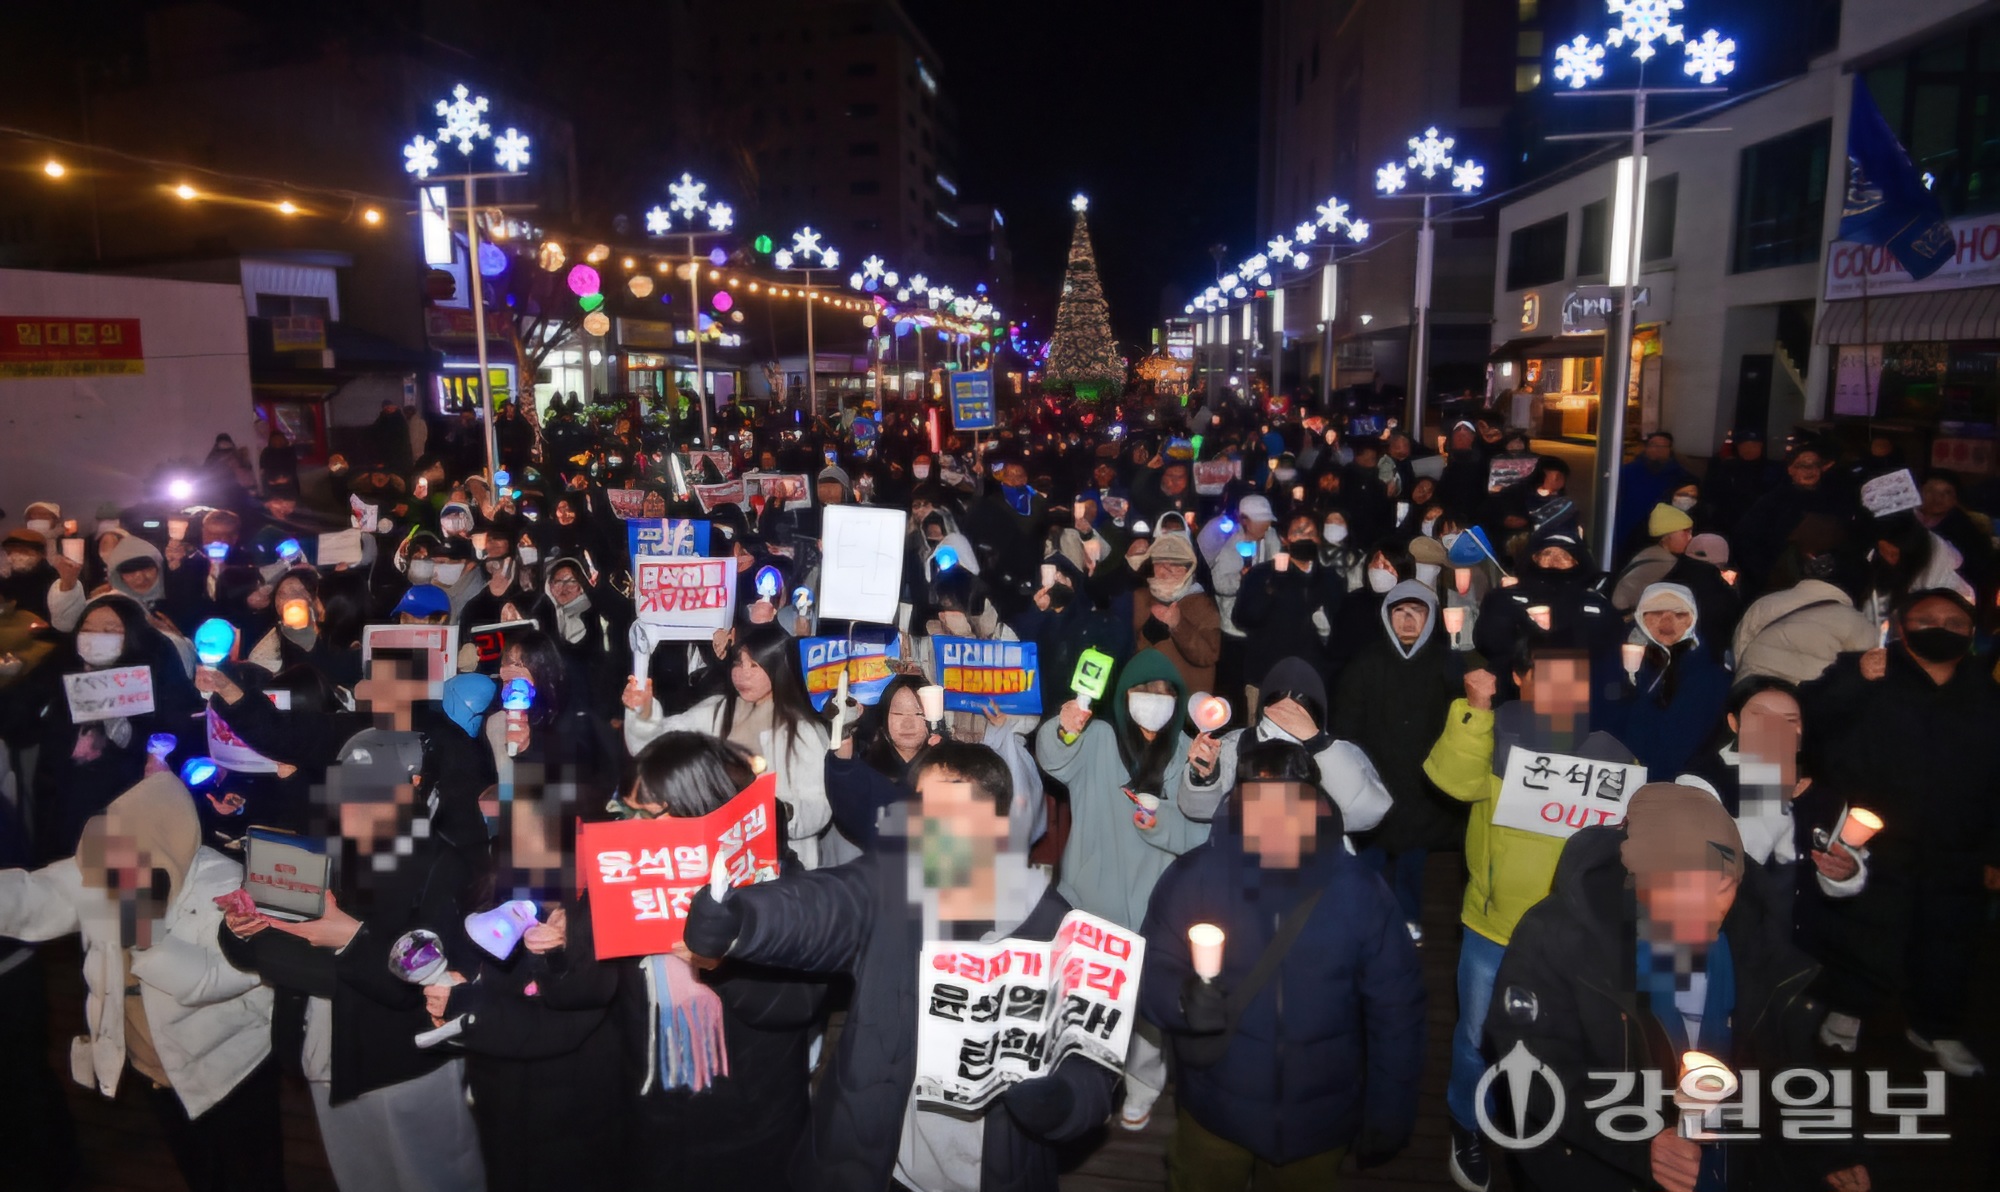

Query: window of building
left=851, top=180, right=881, bottom=196
left=1506, top=214, right=1568, bottom=289
left=1642, top=174, right=1677, bottom=262
left=1863, top=13, right=2000, bottom=217
left=254, top=294, right=331, bottom=320
left=850, top=141, right=880, bottom=157
left=1517, top=30, right=1543, bottom=56
left=846, top=61, right=877, bottom=78
left=1578, top=199, right=1609, bottom=276
left=1515, top=65, right=1542, bottom=92
left=1732, top=121, right=1831, bottom=273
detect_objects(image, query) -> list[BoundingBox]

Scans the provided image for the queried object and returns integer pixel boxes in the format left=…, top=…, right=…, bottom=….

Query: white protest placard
left=632, top=555, right=738, bottom=639
left=64, top=666, right=155, bottom=722
left=912, top=910, right=1143, bottom=1110
left=205, top=689, right=292, bottom=775
left=360, top=624, right=459, bottom=681
left=1487, top=456, right=1540, bottom=492
left=316, top=529, right=365, bottom=568
left=1491, top=749, right=1648, bottom=840
left=818, top=504, right=906, bottom=625
left=1192, top=458, right=1240, bottom=496
left=1860, top=468, right=1922, bottom=517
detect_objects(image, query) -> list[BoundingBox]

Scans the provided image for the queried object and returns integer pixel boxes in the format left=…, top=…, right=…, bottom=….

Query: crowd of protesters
left=0, top=386, right=1994, bottom=1192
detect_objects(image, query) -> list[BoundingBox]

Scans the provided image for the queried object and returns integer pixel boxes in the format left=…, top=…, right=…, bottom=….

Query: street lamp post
left=1375, top=127, right=1485, bottom=439
left=777, top=229, right=839, bottom=418
left=645, top=173, right=736, bottom=445
left=1283, top=204, right=1368, bottom=411
left=403, top=84, right=532, bottom=481
left=1546, top=1, right=1736, bottom=563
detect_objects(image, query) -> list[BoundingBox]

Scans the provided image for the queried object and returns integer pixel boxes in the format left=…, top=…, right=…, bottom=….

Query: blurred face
left=1787, top=452, right=1825, bottom=488
left=1239, top=780, right=1320, bottom=869
left=1731, top=689, right=1801, bottom=787
left=76, top=827, right=171, bottom=947
left=1642, top=606, right=1694, bottom=645
left=1533, top=546, right=1577, bottom=571
left=1636, top=871, right=1738, bottom=946
left=1528, top=656, right=1590, bottom=724
left=1643, top=435, right=1673, bottom=462
left=1736, top=438, right=1763, bottom=461
left=1159, top=465, right=1187, bottom=496
left=1389, top=600, right=1429, bottom=645
left=1001, top=463, right=1028, bottom=488
left=731, top=652, right=773, bottom=703
left=915, top=770, right=1012, bottom=923
left=885, top=688, right=929, bottom=757
left=1921, top=478, right=1958, bottom=518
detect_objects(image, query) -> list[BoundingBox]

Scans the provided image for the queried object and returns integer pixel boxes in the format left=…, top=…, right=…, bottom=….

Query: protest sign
left=316, top=529, right=365, bottom=568
left=743, top=472, right=812, bottom=511
left=626, top=518, right=711, bottom=561
left=687, top=450, right=734, bottom=480
left=1490, top=749, right=1648, bottom=840
left=632, top=556, right=737, bottom=638
left=1192, top=458, right=1240, bottom=496
left=1860, top=468, right=1922, bottom=517
left=818, top=505, right=906, bottom=625
left=799, top=632, right=900, bottom=711
left=1487, top=456, right=1540, bottom=492
left=579, top=774, right=781, bottom=957
left=912, top=910, right=1143, bottom=1109
left=465, top=620, right=538, bottom=674
left=694, top=479, right=747, bottom=513
left=205, top=689, right=293, bottom=775
left=605, top=488, right=647, bottom=520
left=950, top=371, right=996, bottom=431
left=360, top=624, right=459, bottom=681
left=934, top=636, right=1042, bottom=716
left=64, top=665, right=155, bottom=723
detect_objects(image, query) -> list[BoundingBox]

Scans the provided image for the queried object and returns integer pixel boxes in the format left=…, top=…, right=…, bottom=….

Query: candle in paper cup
left=167, top=517, right=190, bottom=541
left=1621, top=642, right=1645, bottom=678
left=1442, top=606, right=1465, bottom=636
left=1454, top=567, right=1472, bottom=595
left=917, top=684, right=946, bottom=723
left=1527, top=604, right=1552, bottom=631
left=60, top=538, right=85, bottom=565
left=1837, top=807, right=1883, bottom=849
left=1678, top=1050, right=1738, bottom=1106
left=1499, top=574, right=1519, bottom=588
left=1188, top=923, right=1226, bottom=980
left=1721, top=568, right=1738, bottom=586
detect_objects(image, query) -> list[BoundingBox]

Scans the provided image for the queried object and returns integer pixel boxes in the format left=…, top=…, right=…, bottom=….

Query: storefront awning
left=1817, top=286, right=2000, bottom=345
left=1488, top=333, right=1605, bottom=362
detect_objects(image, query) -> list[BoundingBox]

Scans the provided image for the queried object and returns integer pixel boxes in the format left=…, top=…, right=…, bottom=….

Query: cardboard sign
left=743, top=472, right=812, bottom=511
left=1487, top=456, right=1541, bottom=492
left=818, top=505, right=906, bottom=625
left=1491, top=749, right=1648, bottom=840
left=950, top=370, right=997, bottom=431
left=1192, top=458, right=1241, bottom=496
left=1860, top=468, right=1922, bottom=517
left=626, top=518, right=711, bottom=561
left=349, top=496, right=380, bottom=533
left=605, top=488, right=648, bottom=520
left=913, top=910, right=1143, bottom=1109
left=799, top=632, right=900, bottom=712
left=466, top=619, right=539, bottom=674
left=686, top=450, right=735, bottom=480
left=579, top=775, right=781, bottom=957
left=934, top=636, right=1042, bottom=716
left=316, top=529, right=365, bottom=568
left=632, top=555, right=737, bottom=637
left=694, top=479, right=747, bottom=513
left=360, top=624, right=459, bottom=681
left=64, top=665, right=155, bottom=722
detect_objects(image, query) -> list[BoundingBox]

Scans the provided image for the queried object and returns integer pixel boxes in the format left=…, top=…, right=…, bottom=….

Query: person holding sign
left=1856, top=512, right=1974, bottom=629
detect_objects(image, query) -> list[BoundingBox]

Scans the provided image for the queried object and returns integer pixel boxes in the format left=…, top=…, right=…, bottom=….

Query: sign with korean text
left=64, top=665, right=155, bottom=722
left=913, top=910, right=1144, bottom=1109
left=950, top=370, right=997, bottom=431
left=1491, top=749, right=1648, bottom=840
left=1192, top=458, right=1241, bottom=496
left=934, top=636, right=1042, bottom=716
left=271, top=315, right=326, bottom=352
left=626, top=518, right=710, bottom=561
left=205, top=689, right=294, bottom=775
left=632, top=555, right=737, bottom=638
left=578, top=775, right=780, bottom=957
left=694, top=479, right=747, bottom=513
left=605, top=488, right=647, bottom=520
left=465, top=620, right=538, bottom=674
left=0, top=316, right=144, bottom=378
left=799, top=632, right=900, bottom=711
left=1859, top=468, right=1921, bottom=517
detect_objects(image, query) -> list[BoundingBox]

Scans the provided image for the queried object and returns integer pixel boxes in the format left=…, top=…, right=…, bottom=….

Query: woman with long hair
left=622, top=623, right=833, bottom=866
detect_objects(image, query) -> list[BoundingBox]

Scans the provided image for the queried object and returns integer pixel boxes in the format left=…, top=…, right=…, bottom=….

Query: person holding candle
left=1611, top=505, right=1740, bottom=659
left=0, top=526, right=58, bottom=620
left=1471, top=526, right=1621, bottom=704
left=1130, top=531, right=1222, bottom=698
left=1232, top=512, right=1346, bottom=710
left=1599, top=583, right=1733, bottom=781
left=1139, top=738, right=1425, bottom=1186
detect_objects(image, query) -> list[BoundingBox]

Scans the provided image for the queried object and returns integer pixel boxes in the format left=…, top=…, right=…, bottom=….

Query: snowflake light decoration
left=1377, top=163, right=1409, bottom=195
left=1407, top=127, right=1456, bottom=179
left=1267, top=235, right=1293, bottom=259
left=1348, top=219, right=1371, bottom=242
left=1554, top=35, right=1607, bottom=88
left=1071, top=193, right=1089, bottom=213
left=645, top=206, right=672, bottom=236
left=820, top=248, right=840, bottom=270
left=1682, top=28, right=1735, bottom=84
left=435, top=85, right=492, bottom=156
left=668, top=173, right=709, bottom=217
left=883, top=271, right=899, bottom=287
left=403, top=135, right=440, bottom=180
left=774, top=249, right=795, bottom=270
left=910, top=274, right=929, bottom=294
left=706, top=202, right=734, bottom=232
left=1316, top=198, right=1350, bottom=231
left=861, top=255, right=887, bottom=280
left=935, top=286, right=956, bottom=304
left=1219, top=274, right=1240, bottom=291
left=1293, top=253, right=1309, bottom=269
left=790, top=227, right=823, bottom=259
left=896, top=288, right=912, bottom=302
left=1605, top=0, right=1684, bottom=62
left=1294, top=221, right=1318, bottom=244
left=1245, top=254, right=1269, bottom=275
left=493, top=128, right=531, bottom=172
left=1452, top=160, right=1486, bottom=193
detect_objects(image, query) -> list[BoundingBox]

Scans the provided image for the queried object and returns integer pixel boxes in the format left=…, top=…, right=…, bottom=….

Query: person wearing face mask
left=429, top=538, right=481, bottom=616
left=0, top=528, right=57, bottom=619
left=1478, top=455, right=1575, bottom=555
left=1327, top=541, right=1412, bottom=682
left=1198, top=493, right=1279, bottom=657
left=1599, top=583, right=1731, bottom=780
left=1856, top=511, right=1975, bottom=630
left=47, top=529, right=177, bottom=635
left=1132, top=532, right=1221, bottom=697
left=246, top=569, right=330, bottom=675
left=1609, top=504, right=1741, bottom=662
left=459, top=524, right=537, bottom=627
left=1796, top=589, right=2000, bottom=1076
left=914, top=572, right=1040, bottom=743
left=1037, top=650, right=1204, bottom=1132
left=1471, top=526, right=1621, bottom=701
left=1316, top=508, right=1369, bottom=591
left=1233, top=513, right=1345, bottom=704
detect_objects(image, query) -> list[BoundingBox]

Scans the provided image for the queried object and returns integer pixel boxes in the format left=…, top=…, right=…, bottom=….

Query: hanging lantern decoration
left=566, top=264, right=601, bottom=296
left=585, top=243, right=611, bottom=264
left=476, top=241, right=509, bottom=277
left=538, top=241, right=566, bottom=272
left=579, top=292, right=605, bottom=313
left=581, top=311, right=611, bottom=336
left=729, top=310, right=745, bottom=323
left=712, top=291, right=734, bottom=313
left=627, top=274, right=655, bottom=299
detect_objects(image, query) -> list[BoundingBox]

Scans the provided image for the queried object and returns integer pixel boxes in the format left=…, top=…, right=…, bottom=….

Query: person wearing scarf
left=1607, top=583, right=1733, bottom=780
left=1132, top=531, right=1222, bottom=696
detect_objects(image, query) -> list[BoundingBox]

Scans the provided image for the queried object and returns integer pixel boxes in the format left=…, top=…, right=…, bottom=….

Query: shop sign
left=271, top=315, right=325, bottom=352
left=424, top=307, right=511, bottom=342
left=617, top=318, right=676, bottom=351
left=1826, top=213, right=2000, bottom=300
left=0, top=316, right=144, bottom=378
left=1561, top=287, right=1650, bottom=335
left=1520, top=293, right=1540, bottom=333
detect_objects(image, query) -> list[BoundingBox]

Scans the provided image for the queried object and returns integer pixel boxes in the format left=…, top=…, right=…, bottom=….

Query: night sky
left=907, top=0, right=1261, bottom=352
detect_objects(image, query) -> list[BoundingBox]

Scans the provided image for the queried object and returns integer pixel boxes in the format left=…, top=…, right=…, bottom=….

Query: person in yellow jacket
left=1421, top=646, right=1636, bottom=1192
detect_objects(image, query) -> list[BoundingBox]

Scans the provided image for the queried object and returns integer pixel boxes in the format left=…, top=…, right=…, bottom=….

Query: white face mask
left=1415, top=562, right=1442, bottom=586
left=1420, top=517, right=1440, bottom=538
left=517, top=546, right=539, bottom=566
left=1273, top=467, right=1297, bottom=482
left=25, top=519, right=53, bottom=535
left=913, top=464, right=932, bottom=480
left=1127, top=691, right=1176, bottom=732
left=1367, top=568, right=1398, bottom=593
left=939, top=610, right=972, bottom=636
left=441, top=515, right=473, bottom=536
left=6, top=552, right=39, bottom=574
left=434, top=562, right=467, bottom=586
left=1671, top=495, right=1697, bottom=511
left=77, top=631, right=123, bottom=667
left=1440, top=531, right=1462, bottom=551
left=1323, top=522, right=1349, bottom=544
left=407, top=559, right=437, bottom=584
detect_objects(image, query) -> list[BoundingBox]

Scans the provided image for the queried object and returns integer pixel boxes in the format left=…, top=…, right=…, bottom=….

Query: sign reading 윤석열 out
left=0, top=317, right=144, bottom=378
left=1490, top=749, right=1649, bottom=841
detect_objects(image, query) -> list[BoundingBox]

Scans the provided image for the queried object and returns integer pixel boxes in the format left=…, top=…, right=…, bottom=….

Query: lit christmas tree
left=1043, top=194, right=1125, bottom=400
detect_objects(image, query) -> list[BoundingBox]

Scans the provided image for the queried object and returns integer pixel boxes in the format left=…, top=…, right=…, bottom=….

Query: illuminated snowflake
left=1071, top=193, right=1089, bottom=212
left=1244, top=253, right=1269, bottom=276
left=1605, top=0, right=1683, bottom=63
left=1294, top=221, right=1318, bottom=244
left=849, top=272, right=865, bottom=289
left=645, top=206, right=672, bottom=235
left=1267, top=235, right=1293, bottom=259
left=669, top=173, right=709, bottom=217
left=790, top=227, right=823, bottom=259
left=861, top=255, right=887, bottom=280
left=883, top=271, right=899, bottom=287
left=934, top=286, right=955, bottom=304
left=493, top=127, right=531, bottom=172
left=774, top=249, right=795, bottom=270
left=1348, top=219, right=1371, bottom=242
left=706, top=202, right=734, bottom=232
left=1407, top=127, right=1456, bottom=179
left=820, top=247, right=840, bottom=269
left=403, top=134, right=439, bottom=179
left=896, top=288, right=912, bottom=302
left=1681, top=28, right=1735, bottom=84
left=1292, top=253, right=1309, bottom=269
left=910, top=273, right=930, bottom=294
left=1219, top=273, right=1240, bottom=291
left=1377, top=163, right=1408, bottom=194
left=1316, top=197, right=1350, bottom=231
left=1452, top=160, right=1486, bottom=193
left=435, top=85, right=491, bottom=155
left=1554, top=35, right=1607, bottom=88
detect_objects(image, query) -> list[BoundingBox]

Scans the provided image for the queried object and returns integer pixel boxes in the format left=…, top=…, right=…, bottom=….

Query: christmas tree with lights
left=1043, top=195, right=1125, bottom=400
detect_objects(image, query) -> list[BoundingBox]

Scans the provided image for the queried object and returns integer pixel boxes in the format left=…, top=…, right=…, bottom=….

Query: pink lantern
left=712, top=290, right=734, bottom=313
left=566, top=264, right=601, bottom=296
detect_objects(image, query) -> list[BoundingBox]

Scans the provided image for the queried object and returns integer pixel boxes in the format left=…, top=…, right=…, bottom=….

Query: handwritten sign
left=316, top=529, right=364, bottom=568
left=605, top=488, right=648, bottom=520
left=1487, top=456, right=1541, bottom=492
left=1491, top=749, right=1648, bottom=840
left=818, top=505, right=906, bottom=625
left=1192, top=458, right=1241, bottom=496
left=64, top=665, right=154, bottom=722
left=579, top=775, right=780, bottom=957
left=1860, top=468, right=1922, bottom=517
left=799, top=633, right=900, bottom=711
left=626, top=518, right=710, bottom=561
left=935, top=636, right=1041, bottom=716
left=694, top=479, right=747, bottom=513
left=632, top=555, right=737, bottom=638
left=913, top=910, right=1143, bottom=1109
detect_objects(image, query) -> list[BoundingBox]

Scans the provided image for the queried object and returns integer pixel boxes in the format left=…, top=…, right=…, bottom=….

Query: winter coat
left=1140, top=794, right=1425, bottom=1164
left=1421, top=699, right=1636, bottom=946
left=1612, top=456, right=1691, bottom=558
left=625, top=694, right=833, bottom=868
left=1471, top=565, right=1624, bottom=700
left=1484, top=825, right=1844, bottom=1192
left=1734, top=484, right=1853, bottom=595
left=1334, top=581, right=1465, bottom=853
left=1732, top=581, right=1878, bottom=685
left=1131, top=584, right=1221, bottom=696
left=1600, top=637, right=1731, bottom=780
left=1232, top=554, right=1345, bottom=687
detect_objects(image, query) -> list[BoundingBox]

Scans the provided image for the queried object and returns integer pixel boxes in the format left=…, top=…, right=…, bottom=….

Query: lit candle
left=918, top=684, right=946, bottom=725
left=1836, top=807, right=1883, bottom=850
left=1621, top=641, right=1645, bottom=680
left=1499, top=574, right=1519, bottom=588
left=1442, top=606, right=1465, bottom=638
left=1527, top=604, right=1552, bottom=631
left=1188, top=923, right=1225, bottom=981
left=1721, top=568, right=1738, bottom=586
left=1454, top=567, right=1472, bottom=595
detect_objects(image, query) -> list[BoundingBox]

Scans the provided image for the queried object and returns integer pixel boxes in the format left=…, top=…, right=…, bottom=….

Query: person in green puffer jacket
left=1420, top=645, right=1635, bottom=1192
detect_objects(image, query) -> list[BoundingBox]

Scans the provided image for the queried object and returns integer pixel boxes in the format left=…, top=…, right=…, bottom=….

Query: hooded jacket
left=1334, top=581, right=1465, bottom=854
left=1602, top=584, right=1732, bottom=780
left=1231, top=545, right=1346, bottom=687
left=48, top=531, right=170, bottom=632
left=1131, top=554, right=1221, bottom=697
left=1731, top=580, right=1878, bottom=686
left=1139, top=785, right=1425, bottom=1164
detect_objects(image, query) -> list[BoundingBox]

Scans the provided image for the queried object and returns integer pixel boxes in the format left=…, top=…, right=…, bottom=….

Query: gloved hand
left=681, top=886, right=741, bottom=962
left=999, top=1074, right=1074, bottom=1139
left=1181, top=973, right=1228, bottom=1034
left=1352, top=1126, right=1410, bottom=1169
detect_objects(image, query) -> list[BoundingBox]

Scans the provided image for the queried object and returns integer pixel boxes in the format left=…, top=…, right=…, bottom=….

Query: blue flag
left=1839, top=77, right=1954, bottom=281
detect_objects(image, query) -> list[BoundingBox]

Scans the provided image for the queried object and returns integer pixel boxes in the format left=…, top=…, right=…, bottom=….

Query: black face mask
left=1286, top=539, right=1317, bottom=564
left=1904, top=627, right=1970, bottom=663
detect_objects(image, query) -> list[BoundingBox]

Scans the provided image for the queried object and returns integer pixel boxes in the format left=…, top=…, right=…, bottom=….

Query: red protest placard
left=578, top=774, right=781, bottom=958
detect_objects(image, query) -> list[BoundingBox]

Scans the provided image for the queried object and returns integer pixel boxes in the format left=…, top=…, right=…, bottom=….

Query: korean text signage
left=799, top=633, right=900, bottom=711
left=1826, top=212, right=2000, bottom=300
left=578, top=776, right=780, bottom=957
left=913, top=910, right=1143, bottom=1109
left=934, top=637, right=1041, bottom=716
left=64, top=665, right=155, bottom=722
left=1491, top=750, right=1648, bottom=840
left=1561, top=287, right=1650, bottom=335
left=950, top=370, right=996, bottom=431
left=0, top=317, right=144, bottom=378
left=632, top=556, right=736, bottom=638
